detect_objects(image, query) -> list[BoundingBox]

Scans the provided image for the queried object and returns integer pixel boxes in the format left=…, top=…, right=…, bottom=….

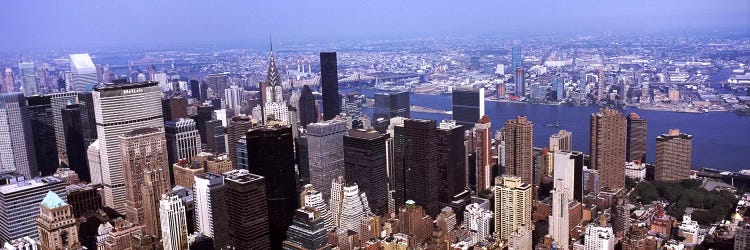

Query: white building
left=584, top=224, right=615, bottom=250
left=625, top=161, right=646, bottom=181
left=68, top=54, right=98, bottom=91
left=300, top=184, right=335, bottom=230
left=553, top=151, right=576, bottom=200
left=0, top=93, right=36, bottom=178
left=339, top=184, right=370, bottom=233
left=160, top=193, right=188, bottom=250
left=463, top=203, right=493, bottom=240
left=549, top=179, right=570, bottom=250
left=165, top=118, right=201, bottom=166
left=677, top=214, right=702, bottom=245
left=193, top=173, right=228, bottom=249
left=153, top=73, right=169, bottom=92
left=224, top=85, right=244, bottom=112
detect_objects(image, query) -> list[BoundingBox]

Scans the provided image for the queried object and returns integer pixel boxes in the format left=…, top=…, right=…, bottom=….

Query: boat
left=546, top=121, right=560, bottom=128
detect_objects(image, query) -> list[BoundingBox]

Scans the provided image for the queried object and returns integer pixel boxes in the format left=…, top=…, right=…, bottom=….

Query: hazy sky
left=1, top=0, right=748, bottom=50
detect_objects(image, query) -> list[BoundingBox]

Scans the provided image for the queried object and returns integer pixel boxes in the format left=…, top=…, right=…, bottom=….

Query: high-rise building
left=226, top=115, right=252, bottom=166
left=53, top=92, right=87, bottom=166
left=344, top=129, right=389, bottom=216
left=435, top=120, right=466, bottom=205
left=329, top=176, right=345, bottom=228
left=2, top=68, right=13, bottom=93
left=189, top=80, right=200, bottom=99
left=320, top=52, right=340, bottom=120
left=597, top=69, right=606, bottom=102
left=36, top=191, right=80, bottom=250
left=223, top=169, right=271, bottom=249
left=396, top=200, right=433, bottom=244
left=65, top=183, right=102, bottom=218
left=373, top=92, right=410, bottom=132
left=203, top=74, right=229, bottom=99
left=590, top=108, right=626, bottom=192
left=553, top=75, right=565, bottom=101
left=655, top=129, right=693, bottom=182
left=463, top=203, right=493, bottom=240
left=204, top=119, right=226, bottom=154
left=493, top=176, right=532, bottom=241
left=161, top=95, right=188, bottom=121
left=394, top=119, right=440, bottom=216
left=549, top=178, right=571, bottom=250
left=283, top=207, right=333, bottom=250
left=298, top=85, right=318, bottom=128
left=18, top=62, right=38, bottom=96
left=159, top=193, right=189, bottom=250
left=584, top=222, right=615, bottom=250
left=626, top=113, right=647, bottom=163
left=246, top=125, right=297, bottom=248
left=475, top=115, right=492, bottom=191
left=68, top=54, right=98, bottom=91
left=120, top=128, right=170, bottom=237
left=62, top=103, right=93, bottom=182
left=0, top=176, right=66, bottom=243
left=451, top=88, right=484, bottom=129
left=502, top=116, right=534, bottom=185
left=224, top=85, right=244, bottom=112
left=164, top=118, right=201, bottom=168
left=307, top=119, right=347, bottom=200
left=193, top=173, right=229, bottom=250
left=511, top=46, right=522, bottom=70
left=0, top=93, right=37, bottom=178
left=300, top=184, right=335, bottom=230
left=93, top=82, right=163, bottom=213
left=515, top=68, right=526, bottom=96
left=27, top=96, right=58, bottom=176
left=337, top=184, right=370, bottom=233
left=550, top=130, right=572, bottom=152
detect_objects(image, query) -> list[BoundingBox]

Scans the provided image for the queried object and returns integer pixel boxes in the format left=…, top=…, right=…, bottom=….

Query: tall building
left=0, top=176, right=66, bottom=243
left=373, top=92, right=410, bottom=132
left=18, top=62, right=38, bottom=96
left=159, top=193, right=189, bottom=250
left=224, top=85, right=244, bottom=112
left=655, top=129, right=693, bottom=182
left=62, top=103, right=93, bottom=182
left=27, top=96, right=58, bottom=176
left=435, top=120, right=466, bottom=204
left=550, top=130, right=572, bottom=152
left=226, top=115, right=252, bottom=166
left=204, top=119, right=226, bottom=154
left=626, top=113, right=647, bottom=163
left=246, top=125, right=297, bottom=248
left=597, top=69, right=606, bottom=102
left=493, top=176, right=531, bottom=241
left=223, top=169, right=271, bottom=249
left=511, top=46, right=522, bottom=70
left=584, top=222, right=615, bottom=250
left=590, top=108, right=626, bottom=192
left=0, top=93, right=37, bottom=178
left=337, top=184, right=370, bottom=233
left=36, top=191, right=80, bottom=250
left=463, top=203, right=493, bottom=240
left=120, top=128, right=170, bottom=237
left=344, top=129, right=389, bottom=216
left=320, top=52, right=340, bottom=120
left=53, top=92, right=87, bottom=166
left=189, top=80, right=200, bottom=99
left=283, top=207, right=332, bottom=250
left=474, top=115, right=492, bottom=191
left=193, top=173, right=229, bottom=250
left=549, top=179, right=571, bottom=250
left=261, top=45, right=290, bottom=125
left=2, top=68, right=13, bottom=93
left=515, top=68, right=526, bottom=96
left=553, top=75, right=565, bottom=101
left=93, top=82, right=163, bottom=213
left=203, top=74, right=229, bottom=99
left=300, top=184, right=335, bottom=230
left=502, top=116, right=534, bottom=185
left=164, top=118, right=201, bottom=181
left=68, top=54, right=98, bottom=91
left=307, top=119, right=347, bottom=200
left=298, top=85, right=318, bottom=128
left=451, top=87, right=484, bottom=129
left=161, top=95, right=188, bottom=121
left=194, top=104, right=214, bottom=144
left=394, top=119, right=440, bottom=216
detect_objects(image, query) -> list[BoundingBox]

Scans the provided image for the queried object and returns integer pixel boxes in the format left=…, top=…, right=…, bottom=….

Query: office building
left=3, top=68, right=14, bottom=93
left=236, top=136, right=248, bottom=170
left=373, top=92, right=410, bottom=132
left=203, top=74, right=229, bottom=99
left=226, top=115, right=252, bottom=166
left=53, top=92, right=89, bottom=166
left=93, top=82, right=163, bottom=213
left=68, top=54, right=98, bottom=91
left=515, top=68, right=526, bottom=96
left=435, top=120, right=466, bottom=205
left=298, top=85, right=318, bottom=128
left=337, top=184, right=370, bottom=233
left=626, top=113, right=647, bottom=163
left=120, top=128, right=170, bottom=237
left=655, top=129, right=693, bottom=182
left=553, top=75, right=565, bottom=101
left=549, top=179, right=571, bottom=250
left=590, top=108, right=626, bottom=192
left=307, top=119, right=347, bottom=200
left=246, top=125, right=297, bottom=248
left=300, top=184, right=335, bottom=230
left=159, top=193, right=188, bottom=250
left=394, top=119, right=440, bottom=216
left=18, top=62, right=38, bottom=96
left=27, top=96, right=58, bottom=176
left=283, top=207, right=332, bottom=250
left=553, top=151, right=577, bottom=202
left=164, top=118, right=201, bottom=180
left=194, top=104, right=214, bottom=144
left=344, top=129, right=389, bottom=215
left=0, top=93, right=37, bottom=178
left=172, top=159, right=205, bottom=189
left=224, top=85, right=244, bottom=112
left=511, top=46, right=522, bottom=70
left=493, top=176, right=531, bottom=241
left=329, top=176, right=345, bottom=228
left=320, top=52, right=340, bottom=120
left=62, top=103, right=94, bottom=182
left=451, top=87, right=484, bottom=129
left=474, top=115, right=492, bottom=191
left=584, top=222, right=615, bottom=250
left=396, top=200, right=433, bottom=245
left=550, top=130, right=572, bottom=152
left=65, top=183, right=103, bottom=218
left=86, top=140, right=101, bottom=184
left=0, top=176, right=66, bottom=243
left=223, top=169, right=270, bottom=249
left=193, top=173, right=229, bottom=250
left=463, top=203, right=493, bottom=240
left=36, top=191, right=80, bottom=250
left=161, top=95, right=188, bottom=121
left=502, top=116, right=534, bottom=185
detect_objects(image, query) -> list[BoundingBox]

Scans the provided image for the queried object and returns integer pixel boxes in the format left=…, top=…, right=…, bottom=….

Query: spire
left=269, top=35, right=273, bottom=52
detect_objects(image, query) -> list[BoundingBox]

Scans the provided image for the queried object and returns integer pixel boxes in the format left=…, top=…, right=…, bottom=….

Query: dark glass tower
left=373, top=92, right=410, bottom=132
left=344, top=129, right=389, bottom=216
left=298, top=85, right=318, bottom=128
left=394, top=119, right=439, bottom=216
left=224, top=169, right=270, bottom=249
left=626, top=113, right=647, bottom=163
left=61, top=103, right=92, bottom=182
left=194, top=104, right=215, bottom=144
left=511, top=45, right=522, bottom=70
left=435, top=121, right=466, bottom=204
left=452, top=88, right=483, bottom=129
left=27, top=95, right=58, bottom=176
left=161, top=95, right=188, bottom=121
left=282, top=207, right=332, bottom=250
left=190, top=80, right=200, bottom=99
left=205, top=119, right=226, bottom=154
left=246, top=125, right=297, bottom=249
left=75, top=92, right=97, bottom=144
left=320, top=52, right=340, bottom=120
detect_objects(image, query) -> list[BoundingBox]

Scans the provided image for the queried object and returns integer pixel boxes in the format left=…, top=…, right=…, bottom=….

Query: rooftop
left=40, top=191, right=67, bottom=209
left=69, top=53, right=96, bottom=74
left=0, top=176, right=63, bottom=194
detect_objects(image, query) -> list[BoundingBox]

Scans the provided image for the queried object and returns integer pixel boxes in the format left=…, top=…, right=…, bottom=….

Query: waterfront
left=348, top=88, right=750, bottom=172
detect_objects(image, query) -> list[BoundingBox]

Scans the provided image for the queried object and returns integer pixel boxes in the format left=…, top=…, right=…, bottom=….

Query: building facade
left=590, top=108, right=626, bottom=192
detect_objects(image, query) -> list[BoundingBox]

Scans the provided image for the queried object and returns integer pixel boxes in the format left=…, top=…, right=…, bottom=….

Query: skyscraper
left=493, top=176, right=532, bottom=241
left=451, top=87, right=484, bottom=129
left=159, top=193, right=189, bottom=250
left=549, top=178, right=570, bottom=250
left=223, top=169, right=270, bottom=249
left=300, top=184, right=335, bottom=230
left=584, top=222, right=615, bottom=250
left=53, top=92, right=87, bottom=166
left=655, top=129, right=693, bottom=182
left=204, top=119, right=226, bottom=154
left=161, top=95, right=188, bottom=121
left=27, top=95, right=58, bottom=176
left=550, top=130, right=572, bottom=152
left=590, top=108, right=626, bottom=192
left=320, top=52, right=340, bottom=120
left=307, top=119, right=347, bottom=200
left=0, top=176, right=66, bottom=243
left=515, top=68, right=526, bottom=96
left=435, top=120, right=466, bottom=204
left=164, top=118, right=201, bottom=182
left=224, top=85, right=244, bottom=112
left=18, top=62, right=38, bottom=96
left=511, top=46, right=522, bottom=70
left=474, top=115, right=492, bottom=191
left=502, top=116, right=534, bottom=185
left=283, top=207, right=333, bottom=250
left=553, top=75, right=564, bottom=101
left=344, top=129, right=389, bottom=216
left=62, top=103, right=92, bottom=182
left=226, top=115, right=252, bottom=166
left=2, top=68, right=13, bottom=93
left=93, top=81, right=163, bottom=214
left=36, top=191, right=81, bottom=250
left=68, top=54, right=98, bottom=91
left=120, top=128, right=170, bottom=237
left=298, top=85, right=318, bottom=128
left=193, top=173, right=229, bottom=250
left=626, top=113, right=647, bottom=163
left=337, top=184, right=370, bottom=233
left=394, top=119, right=439, bottom=216
left=373, top=92, right=410, bottom=132
left=246, top=125, right=297, bottom=248
left=0, top=93, right=38, bottom=178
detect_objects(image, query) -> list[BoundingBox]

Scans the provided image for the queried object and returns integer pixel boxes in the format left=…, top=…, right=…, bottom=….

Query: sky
left=0, top=0, right=748, bottom=51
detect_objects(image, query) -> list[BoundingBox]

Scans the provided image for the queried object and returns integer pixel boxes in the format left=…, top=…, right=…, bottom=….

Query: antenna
left=269, top=35, right=273, bottom=52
